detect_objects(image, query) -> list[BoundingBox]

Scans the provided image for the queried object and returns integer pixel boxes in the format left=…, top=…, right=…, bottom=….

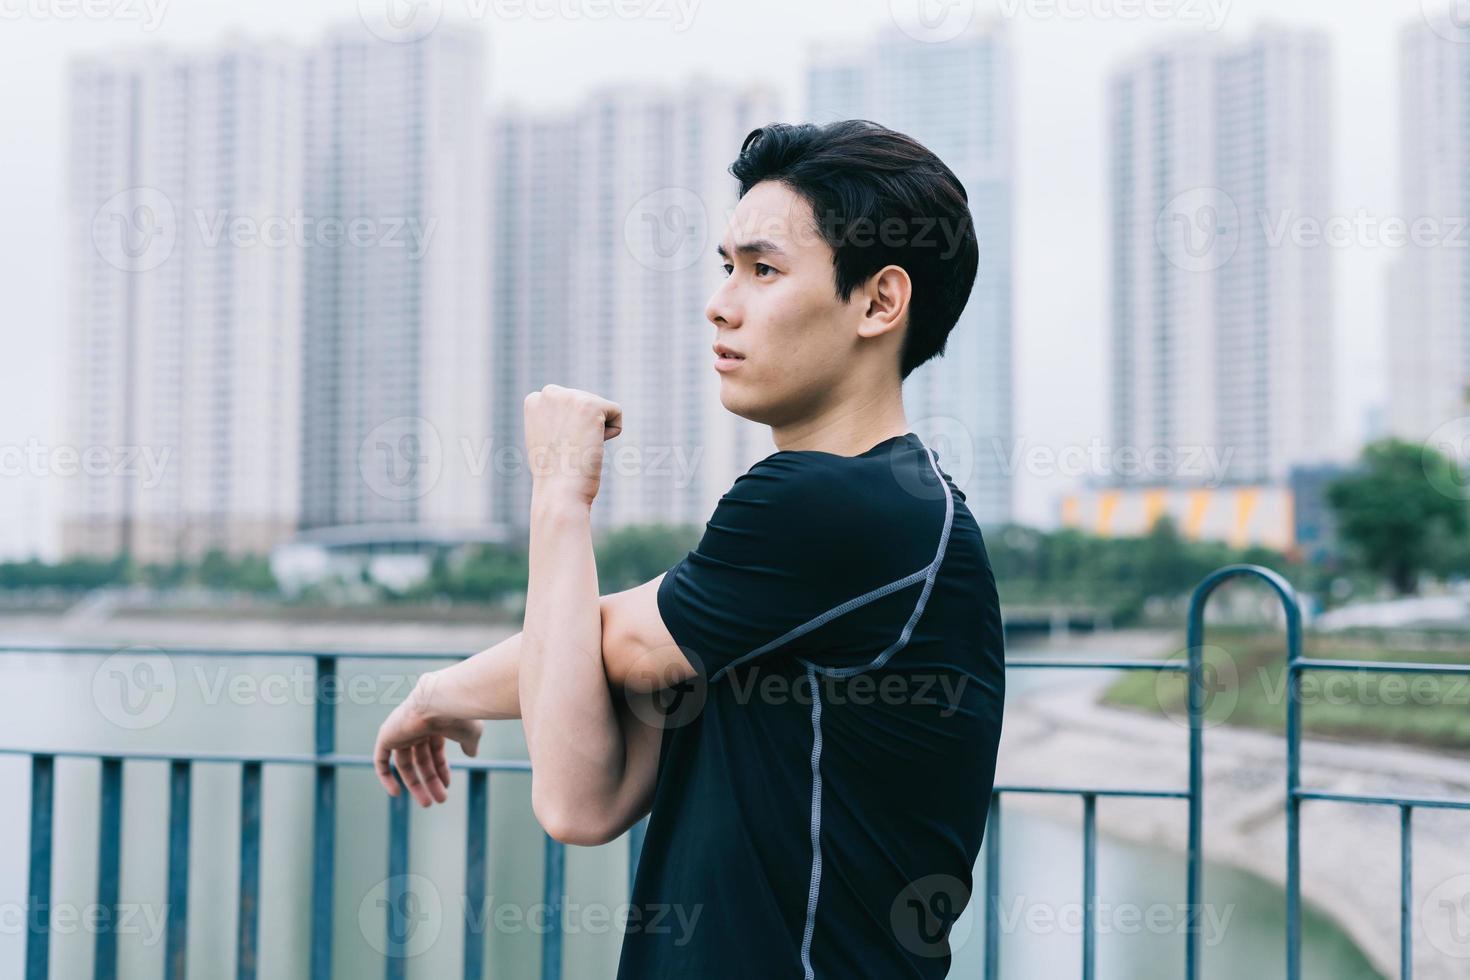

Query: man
left=372, top=119, right=1006, bottom=978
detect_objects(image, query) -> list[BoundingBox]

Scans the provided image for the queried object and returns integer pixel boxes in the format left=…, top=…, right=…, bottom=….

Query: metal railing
left=1282, top=594, right=1470, bottom=980
left=9, top=563, right=1460, bottom=978
left=5, top=645, right=595, bottom=980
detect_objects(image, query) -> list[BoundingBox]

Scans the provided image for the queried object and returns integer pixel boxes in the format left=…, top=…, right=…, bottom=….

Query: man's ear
left=856, top=264, right=911, bottom=341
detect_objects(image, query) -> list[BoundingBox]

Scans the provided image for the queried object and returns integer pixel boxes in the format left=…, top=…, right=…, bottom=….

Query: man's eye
left=720, top=262, right=775, bottom=278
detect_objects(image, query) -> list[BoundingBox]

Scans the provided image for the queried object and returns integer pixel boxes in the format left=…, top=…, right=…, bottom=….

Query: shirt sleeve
left=655, top=454, right=937, bottom=683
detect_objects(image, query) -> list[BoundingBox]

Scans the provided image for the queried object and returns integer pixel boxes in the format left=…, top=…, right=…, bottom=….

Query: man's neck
left=771, top=398, right=910, bottom=457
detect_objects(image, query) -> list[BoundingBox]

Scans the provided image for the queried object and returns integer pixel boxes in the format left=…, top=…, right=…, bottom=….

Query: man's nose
left=705, top=280, right=740, bottom=328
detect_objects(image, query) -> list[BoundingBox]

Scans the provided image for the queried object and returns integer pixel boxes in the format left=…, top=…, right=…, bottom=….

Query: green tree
left=452, top=544, right=530, bottom=600
left=594, top=524, right=702, bottom=593
left=1326, top=438, right=1470, bottom=595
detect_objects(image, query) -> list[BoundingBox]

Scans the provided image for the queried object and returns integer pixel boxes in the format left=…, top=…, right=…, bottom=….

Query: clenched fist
left=523, top=384, right=623, bottom=508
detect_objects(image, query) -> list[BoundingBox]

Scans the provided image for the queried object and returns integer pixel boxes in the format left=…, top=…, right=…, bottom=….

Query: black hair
left=728, top=119, right=979, bottom=381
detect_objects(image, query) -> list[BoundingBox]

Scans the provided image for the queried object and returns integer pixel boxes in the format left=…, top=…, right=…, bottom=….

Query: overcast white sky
left=0, top=0, right=1446, bottom=558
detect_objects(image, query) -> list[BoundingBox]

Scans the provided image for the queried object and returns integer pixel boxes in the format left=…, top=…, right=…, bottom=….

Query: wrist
left=530, top=487, right=592, bottom=523
left=408, top=668, right=451, bottom=725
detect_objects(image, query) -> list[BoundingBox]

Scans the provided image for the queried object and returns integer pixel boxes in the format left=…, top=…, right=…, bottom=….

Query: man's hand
left=523, top=384, right=622, bottom=508
left=372, top=671, right=484, bottom=808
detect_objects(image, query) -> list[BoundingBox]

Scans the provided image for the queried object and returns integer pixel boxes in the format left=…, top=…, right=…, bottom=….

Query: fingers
left=393, top=746, right=432, bottom=808
left=431, top=735, right=452, bottom=791
left=414, top=739, right=449, bottom=805
left=451, top=718, right=482, bottom=758
left=600, top=400, right=623, bottom=439
left=530, top=384, right=623, bottom=439
left=373, top=729, right=398, bottom=797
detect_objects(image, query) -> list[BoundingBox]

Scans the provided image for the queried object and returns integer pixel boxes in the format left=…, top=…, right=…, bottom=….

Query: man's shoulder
left=731, top=439, right=949, bottom=511
left=713, top=444, right=954, bottom=578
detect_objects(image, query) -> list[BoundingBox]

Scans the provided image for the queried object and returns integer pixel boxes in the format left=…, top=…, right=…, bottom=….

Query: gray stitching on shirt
left=799, top=661, right=824, bottom=980
left=706, top=447, right=954, bottom=685
left=808, top=446, right=954, bottom=678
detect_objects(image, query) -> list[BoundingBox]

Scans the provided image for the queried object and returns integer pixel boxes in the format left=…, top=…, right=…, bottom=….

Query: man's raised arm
left=371, top=385, right=701, bottom=845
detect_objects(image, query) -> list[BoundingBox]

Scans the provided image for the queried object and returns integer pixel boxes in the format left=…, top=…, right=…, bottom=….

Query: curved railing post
left=1184, top=563, right=1302, bottom=980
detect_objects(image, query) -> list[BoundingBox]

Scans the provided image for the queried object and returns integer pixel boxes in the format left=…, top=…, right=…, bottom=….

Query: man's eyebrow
left=715, top=239, right=788, bottom=260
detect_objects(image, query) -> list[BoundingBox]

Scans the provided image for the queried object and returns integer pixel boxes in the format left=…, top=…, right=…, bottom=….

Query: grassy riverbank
left=1102, top=626, right=1470, bottom=751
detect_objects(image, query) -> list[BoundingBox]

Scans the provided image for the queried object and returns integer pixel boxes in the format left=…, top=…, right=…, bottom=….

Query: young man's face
left=705, top=179, right=870, bottom=427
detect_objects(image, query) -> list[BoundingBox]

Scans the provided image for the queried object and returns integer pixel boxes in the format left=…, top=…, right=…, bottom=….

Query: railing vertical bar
left=984, top=791, right=1001, bottom=980
left=236, top=762, right=262, bottom=980
left=25, top=753, right=54, bottom=980
left=463, top=769, right=489, bottom=980
left=311, top=655, right=336, bottom=980
left=385, top=772, right=410, bottom=980
left=95, top=757, right=123, bottom=980
left=1082, top=792, right=1097, bottom=980
left=1185, top=605, right=1204, bottom=980
left=1286, top=644, right=1302, bottom=980
left=1400, top=804, right=1413, bottom=980
left=165, top=760, right=192, bottom=980
left=541, top=835, right=565, bottom=980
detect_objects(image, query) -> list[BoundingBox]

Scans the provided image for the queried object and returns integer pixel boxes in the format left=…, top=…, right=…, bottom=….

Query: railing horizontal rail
left=995, top=785, right=1190, bottom=799
left=1294, top=656, right=1470, bottom=675
left=1296, top=789, right=1470, bottom=811
left=0, top=746, right=532, bottom=770
left=1006, top=658, right=1187, bottom=670
left=0, top=644, right=472, bottom=660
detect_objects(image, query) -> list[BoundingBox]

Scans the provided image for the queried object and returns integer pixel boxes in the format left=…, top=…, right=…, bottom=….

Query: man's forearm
left=419, top=629, right=525, bottom=722
left=518, top=494, right=628, bottom=840
left=409, top=597, right=661, bottom=842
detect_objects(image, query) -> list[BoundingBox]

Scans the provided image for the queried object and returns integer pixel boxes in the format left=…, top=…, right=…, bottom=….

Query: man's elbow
left=532, top=785, right=619, bottom=847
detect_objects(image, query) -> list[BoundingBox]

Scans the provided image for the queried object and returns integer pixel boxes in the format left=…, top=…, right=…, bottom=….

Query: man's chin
left=719, top=388, right=768, bottom=426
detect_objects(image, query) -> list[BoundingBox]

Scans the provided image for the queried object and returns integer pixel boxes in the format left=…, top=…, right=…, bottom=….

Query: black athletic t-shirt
left=616, top=431, right=1006, bottom=979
